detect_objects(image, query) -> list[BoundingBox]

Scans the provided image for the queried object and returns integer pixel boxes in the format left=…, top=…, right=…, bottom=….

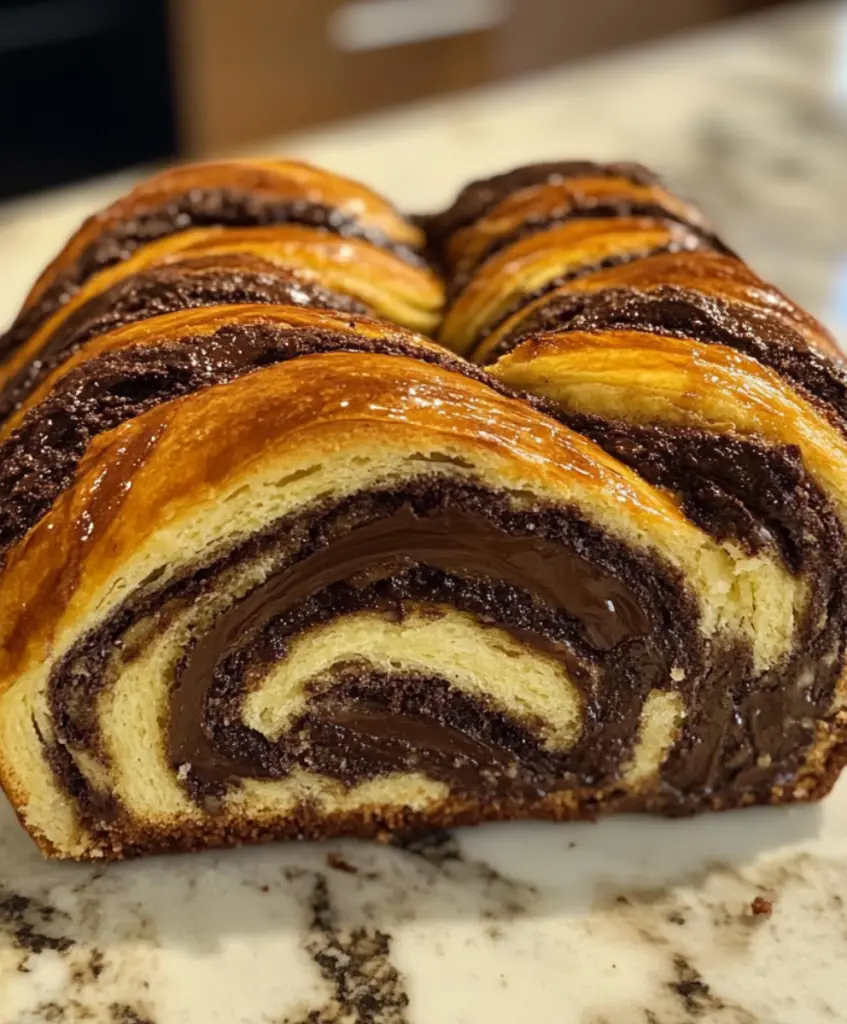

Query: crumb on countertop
left=751, top=896, right=773, bottom=917
left=327, top=852, right=359, bottom=874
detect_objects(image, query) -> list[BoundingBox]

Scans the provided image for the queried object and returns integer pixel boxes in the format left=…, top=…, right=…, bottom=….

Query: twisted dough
left=0, top=158, right=843, bottom=859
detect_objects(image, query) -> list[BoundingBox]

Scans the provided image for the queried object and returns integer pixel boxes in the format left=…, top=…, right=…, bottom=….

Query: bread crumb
left=327, top=852, right=358, bottom=874
left=751, top=896, right=773, bottom=917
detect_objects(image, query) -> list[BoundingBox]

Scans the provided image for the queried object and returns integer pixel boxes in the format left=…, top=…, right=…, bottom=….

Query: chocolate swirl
left=44, top=474, right=839, bottom=853
left=0, top=258, right=368, bottom=422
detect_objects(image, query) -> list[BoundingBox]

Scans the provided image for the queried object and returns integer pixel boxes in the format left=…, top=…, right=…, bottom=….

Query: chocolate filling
left=448, top=207, right=729, bottom=297
left=566, top=416, right=841, bottom=574
left=293, top=670, right=538, bottom=795
left=0, top=260, right=368, bottom=422
left=0, top=189, right=422, bottom=364
left=47, top=481, right=684, bottom=808
left=170, top=497, right=665, bottom=794
left=0, top=325, right=510, bottom=563
left=420, top=161, right=663, bottom=256
left=490, top=285, right=847, bottom=433
left=44, top=479, right=844, bottom=836
left=462, top=237, right=714, bottom=354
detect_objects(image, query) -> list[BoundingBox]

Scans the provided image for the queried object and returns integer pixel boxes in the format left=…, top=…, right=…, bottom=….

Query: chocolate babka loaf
left=0, top=158, right=844, bottom=861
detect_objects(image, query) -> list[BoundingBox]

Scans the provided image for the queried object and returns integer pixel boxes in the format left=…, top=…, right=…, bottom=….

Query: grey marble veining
left=2, top=3, right=847, bottom=1021
left=3, top=783, right=847, bottom=1022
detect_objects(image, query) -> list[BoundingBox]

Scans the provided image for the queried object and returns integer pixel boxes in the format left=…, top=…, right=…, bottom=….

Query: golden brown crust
left=0, top=305, right=448, bottom=439
left=0, top=224, right=442, bottom=394
left=476, top=249, right=839, bottom=363
left=443, top=175, right=715, bottom=281
left=439, top=217, right=713, bottom=354
left=16, top=159, right=423, bottom=317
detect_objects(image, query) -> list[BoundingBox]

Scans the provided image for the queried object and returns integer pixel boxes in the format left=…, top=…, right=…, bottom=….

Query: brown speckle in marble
left=71, top=947, right=106, bottom=985
left=669, top=955, right=720, bottom=1015
left=389, top=828, right=461, bottom=865
left=110, top=1003, right=156, bottom=1024
left=389, top=829, right=535, bottom=920
left=0, top=889, right=74, bottom=957
left=32, top=1003, right=66, bottom=1022
left=0, top=872, right=158, bottom=1017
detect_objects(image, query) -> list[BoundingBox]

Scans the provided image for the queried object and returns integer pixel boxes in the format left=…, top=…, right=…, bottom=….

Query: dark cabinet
left=0, top=0, right=175, bottom=199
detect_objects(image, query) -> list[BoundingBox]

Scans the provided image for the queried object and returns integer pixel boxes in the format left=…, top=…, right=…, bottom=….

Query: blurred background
left=1, top=0, right=845, bottom=337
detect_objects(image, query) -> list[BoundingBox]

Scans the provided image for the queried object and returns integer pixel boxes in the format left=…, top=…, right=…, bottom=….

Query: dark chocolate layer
left=45, top=478, right=844, bottom=838
left=465, top=237, right=713, bottom=354
left=421, top=161, right=663, bottom=256
left=567, top=415, right=841, bottom=574
left=170, top=492, right=665, bottom=792
left=0, top=259, right=368, bottom=422
left=289, top=669, right=569, bottom=797
left=46, top=481, right=685, bottom=807
left=0, top=189, right=422, bottom=365
left=490, top=285, right=847, bottom=432
left=0, top=324, right=511, bottom=563
left=448, top=207, right=729, bottom=297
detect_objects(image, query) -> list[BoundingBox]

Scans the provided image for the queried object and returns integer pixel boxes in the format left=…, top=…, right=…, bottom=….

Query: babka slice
left=0, top=157, right=844, bottom=861
left=0, top=348, right=809, bottom=858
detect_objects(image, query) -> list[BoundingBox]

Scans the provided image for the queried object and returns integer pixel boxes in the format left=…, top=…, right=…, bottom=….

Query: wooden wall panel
left=169, top=0, right=775, bottom=157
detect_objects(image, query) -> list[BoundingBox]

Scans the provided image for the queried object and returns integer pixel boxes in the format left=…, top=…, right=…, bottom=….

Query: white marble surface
left=2, top=2, right=847, bottom=1021
left=2, top=780, right=847, bottom=1023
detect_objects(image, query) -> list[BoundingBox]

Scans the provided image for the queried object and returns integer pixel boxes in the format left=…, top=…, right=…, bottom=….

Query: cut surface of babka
left=2, top=351, right=840, bottom=859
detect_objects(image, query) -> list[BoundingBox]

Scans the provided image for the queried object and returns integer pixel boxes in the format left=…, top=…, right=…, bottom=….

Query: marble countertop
left=2, top=2, right=847, bottom=1021
left=3, top=783, right=847, bottom=1024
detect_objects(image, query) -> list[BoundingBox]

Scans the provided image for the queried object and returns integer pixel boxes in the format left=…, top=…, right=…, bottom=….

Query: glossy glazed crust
left=0, top=159, right=435, bottom=369
left=0, top=222, right=442, bottom=398
left=0, top=305, right=451, bottom=439
left=491, top=329, right=847, bottom=518
left=477, top=250, right=841, bottom=364
left=0, top=254, right=375, bottom=423
left=422, top=160, right=664, bottom=253
left=442, top=175, right=721, bottom=286
left=439, top=217, right=713, bottom=354
left=17, top=159, right=423, bottom=313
